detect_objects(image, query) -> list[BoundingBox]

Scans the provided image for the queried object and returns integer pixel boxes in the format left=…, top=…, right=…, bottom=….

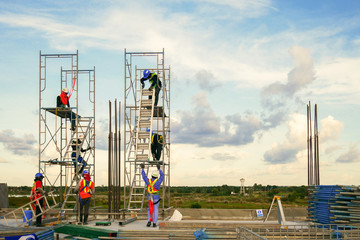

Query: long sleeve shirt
left=141, top=168, right=164, bottom=200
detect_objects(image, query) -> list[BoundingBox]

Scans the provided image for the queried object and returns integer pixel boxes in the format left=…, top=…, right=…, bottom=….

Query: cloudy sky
left=1, top=0, right=360, bottom=187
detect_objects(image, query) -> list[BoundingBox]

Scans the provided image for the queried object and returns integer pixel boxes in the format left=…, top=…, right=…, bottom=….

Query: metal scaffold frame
left=38, top=51, right=96, bottom=208
left=123, top=49, right=171, bottom=213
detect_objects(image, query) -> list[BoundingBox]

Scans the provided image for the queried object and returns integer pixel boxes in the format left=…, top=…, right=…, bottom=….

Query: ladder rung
left=130, top=201, right=143, bottom=203
left=142, top=100, right=152, bottom=106
left=136, top=154, right=149, bottom=161
left=137, top=143, right=149, bottom=150
left=142, top=90, right=153, bottom=96
left=138, top=131, right=150, bottom=139
left=140, top=109, right=152, bottom=117
left=139, top=121, right=151, bottom=128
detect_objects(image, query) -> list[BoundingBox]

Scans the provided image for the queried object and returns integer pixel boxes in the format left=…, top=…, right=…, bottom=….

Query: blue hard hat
left=82, top=170, right=89, bottom=175
left=143, top=69, right=150, bottom=78
left=35, top=173, right=43, bottom=178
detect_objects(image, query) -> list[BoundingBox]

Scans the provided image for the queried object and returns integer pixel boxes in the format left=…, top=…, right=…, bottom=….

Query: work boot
left=84, top=214, right=88, bottom=224
left=146, top=221, right=151, bottom=227
left=153, top=223, right=157, bottom=228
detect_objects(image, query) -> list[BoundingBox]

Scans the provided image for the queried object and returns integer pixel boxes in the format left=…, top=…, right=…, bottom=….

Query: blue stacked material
left=309, top=185, right=360, bottom=228
left=308, top=185, right=342, bottom=224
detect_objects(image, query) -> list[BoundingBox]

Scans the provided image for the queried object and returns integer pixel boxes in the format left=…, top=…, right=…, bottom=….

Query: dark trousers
left=72, top=154, right=87, bottom=173
left=149, top=87, right=161, bottom=106
left=79, top=197, right=91, bottom=223
left=151, top=142, right=163, bottom=160
left=36, top=199, right=44, bottom=226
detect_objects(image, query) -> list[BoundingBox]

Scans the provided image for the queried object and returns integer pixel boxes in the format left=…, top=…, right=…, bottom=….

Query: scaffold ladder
left=127, top=88, right=155, bottom=211
left=59, top=117, right=93, bottom=216
left=0, top=191, right=58, bottom=227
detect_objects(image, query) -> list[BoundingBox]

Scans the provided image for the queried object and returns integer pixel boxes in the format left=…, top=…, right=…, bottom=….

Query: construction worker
left=56, top=88, right=77, bottom=131
left=140, top=163, right=164, bottom=227
left=141, top=69, right=162, bottom=106
left=151, top=133, right=163, bottom=161
left=30, top=173, right=46, bottom=227
left=75, top=170, right=94, bottom=225
left=71, top=136, right=91, bottom=174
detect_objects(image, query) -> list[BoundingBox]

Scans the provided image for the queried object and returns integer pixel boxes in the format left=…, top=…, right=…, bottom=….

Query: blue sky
left=1, top=0, right=360, bottom=187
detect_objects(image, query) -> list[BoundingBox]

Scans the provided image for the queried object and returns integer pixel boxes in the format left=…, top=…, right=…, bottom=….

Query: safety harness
left=79, top=179, right=93, bottom=205
left=149, top=73, right=162, bottom=88
left=151, top=134, right=163, bottom=144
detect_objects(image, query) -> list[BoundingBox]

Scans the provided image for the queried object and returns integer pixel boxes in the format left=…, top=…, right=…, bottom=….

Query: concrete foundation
left=175, top=207, right=307, bottom=221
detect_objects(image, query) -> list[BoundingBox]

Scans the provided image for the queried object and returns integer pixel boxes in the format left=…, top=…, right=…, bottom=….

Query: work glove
left=140, top=163, right=145, bottom=169
left=148, top=87, right=152, bottom=91
left=141, top=83, right=145, bottom=89
left=156, top=164, right=160, bottom=170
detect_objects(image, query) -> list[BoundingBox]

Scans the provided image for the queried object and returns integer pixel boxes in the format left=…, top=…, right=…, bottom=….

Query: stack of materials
left=331, top=185, right=360, bottom=224
left=308, top=185, right=360, bottom=226
left=308, top=185, right=342, bottom=224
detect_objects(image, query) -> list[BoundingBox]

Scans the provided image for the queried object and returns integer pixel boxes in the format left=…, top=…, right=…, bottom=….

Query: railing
left=237, top=226, right=267, bottom=240
left=236, top=224, right=360, bottom=240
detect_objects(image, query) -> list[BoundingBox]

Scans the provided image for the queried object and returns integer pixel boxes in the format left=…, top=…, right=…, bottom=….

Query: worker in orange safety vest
left=75, top=170, right=94, bottom=225
left=30, top=172, right=46, bottom=227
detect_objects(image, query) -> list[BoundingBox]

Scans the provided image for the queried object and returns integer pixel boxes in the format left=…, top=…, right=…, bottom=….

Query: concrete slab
left=88, top=219, right=160, bottom=231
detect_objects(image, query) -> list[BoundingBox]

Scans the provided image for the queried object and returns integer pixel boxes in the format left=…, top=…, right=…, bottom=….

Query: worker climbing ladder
left=127, top=88, right=155, bottom=210
left=123, top=49, right=171, bottom=214
left=59, top=117, right=93, bottom=216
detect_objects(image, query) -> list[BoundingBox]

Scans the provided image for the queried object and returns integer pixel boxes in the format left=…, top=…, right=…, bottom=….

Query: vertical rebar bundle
left=307, top=101, right=320, bottom=186
left=108, top=100, right=122, bottom=218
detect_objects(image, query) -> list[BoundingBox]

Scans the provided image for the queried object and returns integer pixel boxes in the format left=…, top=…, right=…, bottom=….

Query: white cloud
left=319, top=116, right=344, bottom=142
left=336, top=145, right=360, bottom=163
left=0, top=129, right=37, bottom=156
left=263, top=113, right=306, bottom=164
left=173, top=92, right=262, bottom=147
left=314, top=57, right=360, bottom=104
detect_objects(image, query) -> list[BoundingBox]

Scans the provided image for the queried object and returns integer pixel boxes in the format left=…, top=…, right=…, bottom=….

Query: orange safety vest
left=79, top=179, right=94, bottom=199
left=30, top=181, right=43, bottom=210
left=147, top=178, right=159, bottom=195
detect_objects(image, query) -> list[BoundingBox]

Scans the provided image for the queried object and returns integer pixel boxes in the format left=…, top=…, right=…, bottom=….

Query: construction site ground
left=1, top=207, right=309, bottom=239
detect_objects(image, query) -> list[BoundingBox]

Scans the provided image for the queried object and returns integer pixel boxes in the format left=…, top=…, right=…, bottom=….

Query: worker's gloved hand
left=87, top=147, right=92, bottom=151
left=156, top=164, right=160, bottom=170
left=142, top=83, right=145, bottom=89
left=140, top=163, right=145, bottom=169
left=148, top=87, right=152, bottom=91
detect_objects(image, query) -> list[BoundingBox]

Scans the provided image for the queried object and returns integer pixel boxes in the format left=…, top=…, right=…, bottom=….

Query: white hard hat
left=62, top=88, right=69, bottom=93
left=151, top=171, right=159, bottom=178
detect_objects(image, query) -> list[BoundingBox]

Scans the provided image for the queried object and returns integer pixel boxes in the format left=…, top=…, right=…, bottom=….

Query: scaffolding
left=38, top=51, right=95, bottom=217
left=123, top=49, right=171, bottom=213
